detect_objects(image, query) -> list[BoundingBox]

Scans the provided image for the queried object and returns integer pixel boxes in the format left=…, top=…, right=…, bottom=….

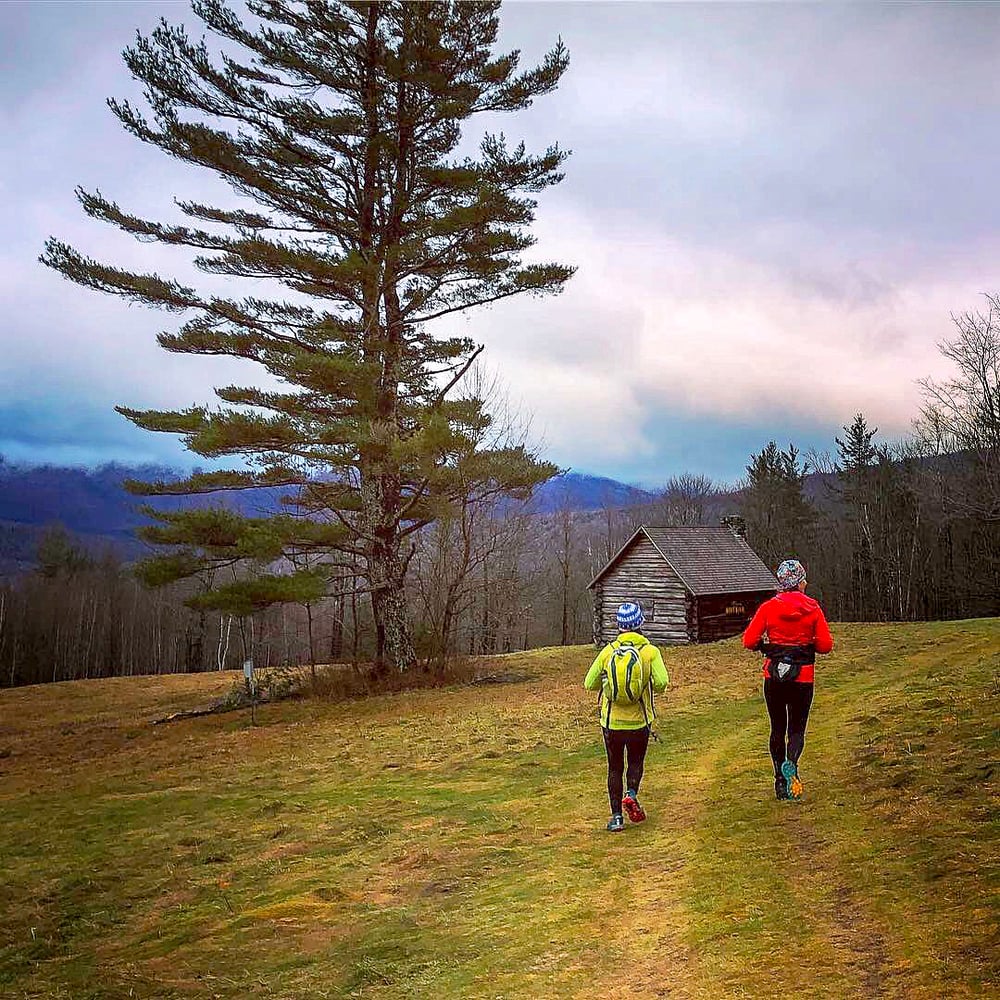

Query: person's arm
left=648, top=646, right=669, bottom=692
left=584, top=646, right=610, bottom=691
left=813, top=608, right=834, bottom=654
left=742, top=602, right=769, bottom=650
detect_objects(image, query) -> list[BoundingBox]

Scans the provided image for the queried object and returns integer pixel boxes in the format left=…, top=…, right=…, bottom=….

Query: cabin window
left=644, top=601, right=656, bottom=622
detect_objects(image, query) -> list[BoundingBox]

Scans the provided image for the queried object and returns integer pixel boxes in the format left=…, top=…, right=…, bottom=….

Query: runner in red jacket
left=742, top=558, right=833, bottom=800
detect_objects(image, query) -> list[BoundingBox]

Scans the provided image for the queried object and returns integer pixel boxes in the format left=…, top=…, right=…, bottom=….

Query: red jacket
left=742, top=591, right=833, bottom=683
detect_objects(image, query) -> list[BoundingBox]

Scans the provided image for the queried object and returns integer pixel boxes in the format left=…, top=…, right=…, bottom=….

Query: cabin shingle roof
left=590, top=525, right=778, bottom=596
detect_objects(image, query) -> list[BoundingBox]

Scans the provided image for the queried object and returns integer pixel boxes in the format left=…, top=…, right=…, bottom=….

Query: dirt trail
left=584, top=734, right=746, bottom=1000
left=787, top=817, right=893, bottom=999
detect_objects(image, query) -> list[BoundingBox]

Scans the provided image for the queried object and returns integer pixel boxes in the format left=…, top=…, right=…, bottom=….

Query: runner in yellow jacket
left=584, top=601, right=669, bottom=832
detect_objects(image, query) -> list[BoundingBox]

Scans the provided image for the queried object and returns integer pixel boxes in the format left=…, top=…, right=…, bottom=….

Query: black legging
left=763, top=679, right=814, bottom=776
left=602, top=726, right=650, bottom=814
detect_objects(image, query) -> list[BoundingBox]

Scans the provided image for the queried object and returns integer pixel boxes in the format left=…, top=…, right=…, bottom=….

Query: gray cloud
left=0, top=395, right=188, bottom=468
left=3, top=1, right=999, bottom=483
left=500, top=3, right=1000, bottom=251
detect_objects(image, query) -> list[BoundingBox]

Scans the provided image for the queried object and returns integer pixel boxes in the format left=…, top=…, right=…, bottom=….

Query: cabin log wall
left=686, top=592, right=699, bottom=643
left=694, top=591, right=772, bottom=643
left=594, top=537, right=690, bottom=646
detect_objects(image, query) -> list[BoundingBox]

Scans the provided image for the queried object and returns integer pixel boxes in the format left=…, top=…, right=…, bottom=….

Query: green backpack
left=605, top=640, right=651, bottom=704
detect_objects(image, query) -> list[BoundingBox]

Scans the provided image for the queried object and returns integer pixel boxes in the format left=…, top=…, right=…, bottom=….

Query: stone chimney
left=721, top=514, right=746, bottom=538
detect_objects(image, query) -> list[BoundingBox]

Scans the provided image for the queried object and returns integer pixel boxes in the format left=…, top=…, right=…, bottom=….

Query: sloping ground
left=0, top=621, right=996, bottom=999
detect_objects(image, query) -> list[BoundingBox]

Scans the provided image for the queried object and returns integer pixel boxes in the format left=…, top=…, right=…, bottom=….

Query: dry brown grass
left=0, top=624, right=997, bottom=999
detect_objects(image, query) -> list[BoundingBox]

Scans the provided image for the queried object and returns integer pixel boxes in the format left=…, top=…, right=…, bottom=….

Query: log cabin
left=588, top=518, right=778, bottom=645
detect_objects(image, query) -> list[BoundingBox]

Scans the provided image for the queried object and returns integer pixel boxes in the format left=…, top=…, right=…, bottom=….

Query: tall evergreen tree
left=836, top=413, right=878, bottom=482
left=41, top=1, right=573, bottom=671
left=833, top=413, right=878, bottom=619
left=739, top=441, right=815, bottom=569
left=834, top=412, right=878, bottom=617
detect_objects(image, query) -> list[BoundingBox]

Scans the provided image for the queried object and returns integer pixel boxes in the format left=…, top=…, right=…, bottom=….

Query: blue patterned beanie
left=617, top=601, right=645, bottom=630
left=775, top=559, right=807, bottom=591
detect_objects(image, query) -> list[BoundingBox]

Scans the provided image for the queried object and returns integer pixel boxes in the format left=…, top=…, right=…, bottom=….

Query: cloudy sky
left=3, top=1, right=1000, bottom=486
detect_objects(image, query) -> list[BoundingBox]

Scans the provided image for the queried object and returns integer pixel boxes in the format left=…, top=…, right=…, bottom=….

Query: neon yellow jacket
left=584, top=631, right=669, bottom=730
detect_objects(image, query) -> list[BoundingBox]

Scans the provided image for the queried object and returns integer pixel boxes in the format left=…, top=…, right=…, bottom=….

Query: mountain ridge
left=0, top=460, right=653, bottom=570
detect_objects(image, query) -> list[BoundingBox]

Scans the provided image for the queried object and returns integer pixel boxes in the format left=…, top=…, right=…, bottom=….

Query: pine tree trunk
left=370, top=569, right=416, bottom=674
left=361, top=474, right=417, bottom=673
left=352, top=1, right=415, bottom=675
left=367, top=518, right=416, bottom=673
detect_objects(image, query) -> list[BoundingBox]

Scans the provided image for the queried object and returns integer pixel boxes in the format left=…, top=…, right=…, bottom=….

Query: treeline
left=739, top=296, right=1000, bottom=622
left=0, top=442, right=995, bottom=689
left=0, top=488, right=669, bottom=686
left=1, top=297, right=997, bottom=687
left=0, top=509, right=598, bottom=687
left=742, top=438, right=998, bottom=622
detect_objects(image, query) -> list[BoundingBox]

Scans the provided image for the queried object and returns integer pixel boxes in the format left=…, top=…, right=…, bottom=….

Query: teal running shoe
left=781, top=759, right=803, bottom=800
left=606, top=813, right=625, bottom=832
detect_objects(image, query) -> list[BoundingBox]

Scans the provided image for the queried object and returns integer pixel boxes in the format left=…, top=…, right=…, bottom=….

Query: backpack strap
left=602, top=641, right=619, bottom=728
left=609, top=645, right=622, bottom=703
left=639, top=647, right=652, bottom=727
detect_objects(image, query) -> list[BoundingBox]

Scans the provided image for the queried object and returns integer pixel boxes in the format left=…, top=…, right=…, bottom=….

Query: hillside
left=0, top=462, right=288, bottom=571
left=0, top=621, right=996, bottom=998
left=0, top=462, right=651, bottom=571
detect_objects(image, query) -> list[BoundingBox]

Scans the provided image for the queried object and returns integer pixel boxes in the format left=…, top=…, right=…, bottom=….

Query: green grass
left=0, top=622, right=997, bottom=998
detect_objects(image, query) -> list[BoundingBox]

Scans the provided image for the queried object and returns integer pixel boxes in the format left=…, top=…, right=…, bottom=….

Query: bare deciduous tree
left=917, top=293, right=1000, bottom=523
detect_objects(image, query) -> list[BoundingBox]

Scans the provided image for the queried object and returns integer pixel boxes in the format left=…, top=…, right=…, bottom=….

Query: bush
left=214, top=656, right=532, bottom=712
left=298, top=657, right=483, bottom=702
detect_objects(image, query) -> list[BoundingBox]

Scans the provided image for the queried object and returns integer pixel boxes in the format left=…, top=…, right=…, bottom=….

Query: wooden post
left=243, top=658, right=256, bottom=727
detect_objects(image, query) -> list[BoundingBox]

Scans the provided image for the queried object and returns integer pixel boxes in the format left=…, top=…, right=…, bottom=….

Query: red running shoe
left=622, top=790, right=646, bottom=824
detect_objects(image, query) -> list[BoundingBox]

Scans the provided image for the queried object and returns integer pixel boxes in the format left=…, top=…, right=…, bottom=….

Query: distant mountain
left=0, top=461, right=288, bottom=572
left=531, top=472, right=654, bottom=512
left=2, top=461, right=297, bottom=527
left=0, top=461, right=651, bottom=570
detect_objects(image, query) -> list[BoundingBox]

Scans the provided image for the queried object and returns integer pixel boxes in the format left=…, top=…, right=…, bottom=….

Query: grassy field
left=0, top=621, right=997, bottom=999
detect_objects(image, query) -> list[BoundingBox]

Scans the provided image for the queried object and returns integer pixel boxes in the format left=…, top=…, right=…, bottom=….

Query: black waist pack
left=763, top=643, right=815, bottom=683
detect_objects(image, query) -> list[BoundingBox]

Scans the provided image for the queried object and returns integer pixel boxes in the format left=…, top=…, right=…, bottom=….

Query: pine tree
left=36, top=525, right=92, bottom=579
left=835, top=413, right=877, bottom=493
left=739, top=441, right=815, bottom=569
left=41, top=1, right=573, bottom=671
left=834, top=413, right=878, bottom=616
